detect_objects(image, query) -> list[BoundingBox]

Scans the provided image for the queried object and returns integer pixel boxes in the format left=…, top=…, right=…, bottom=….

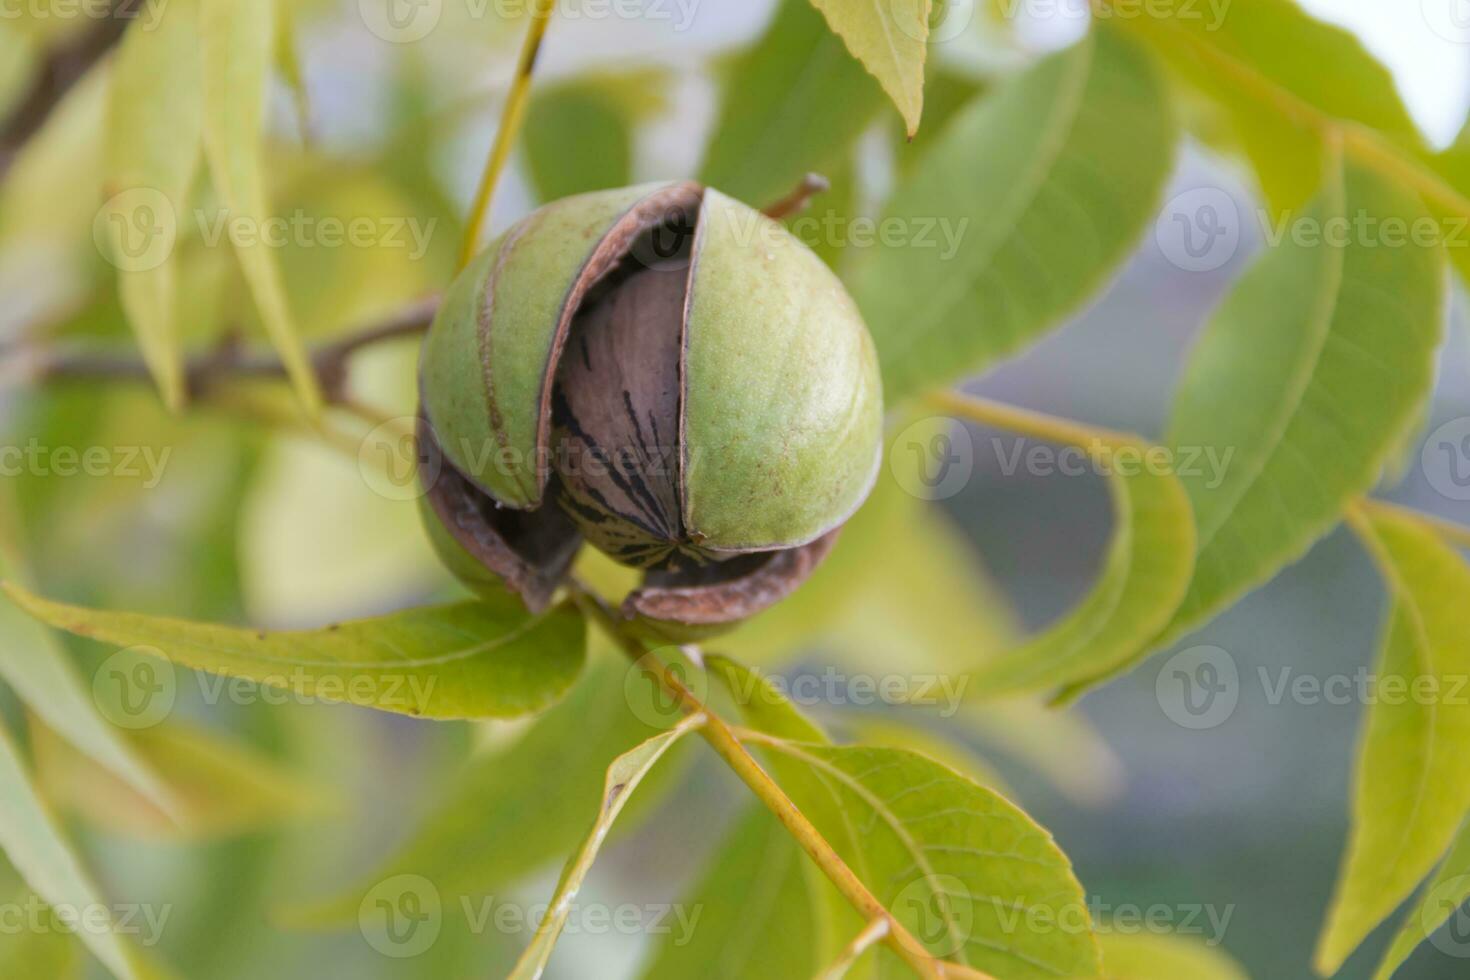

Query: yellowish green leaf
left=1162, top=158, right=1446, bottom=644
left=1315, top=508, right=1470, bottom=974
left=807, top=0, right=929, bottom=135
left=507, top=713, right=704, bottom=979
left=199, top=0, right=321, bottom=414
left=713, top=655, right=1102, bottom=978
left=1373, top=817, right=1470, bottom=980
left=2, top=584, right=587, bottom=721
left=103, top=0, right=204, bottom=411
left=0, top=726, right=137, bottom=980
left=850, top=27, right=1175, bottom=405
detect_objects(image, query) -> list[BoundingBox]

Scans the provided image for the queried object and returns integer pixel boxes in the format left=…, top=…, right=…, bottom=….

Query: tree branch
left=0, top=1, right=133, bottom=183
left=12, top=293, right=441, bottom=404
left=568, top=581, right=987, bottom=980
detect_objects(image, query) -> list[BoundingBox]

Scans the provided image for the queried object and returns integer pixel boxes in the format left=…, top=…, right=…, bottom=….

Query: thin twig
left=0, top=0, right=132, bottom=183
left=762, top=173, right=831, bottom=221
left=457, top=0, right=554, bottom=269
left=567, top=581, right=983, bottom=980
left=13, top=293, right=441, bottom=404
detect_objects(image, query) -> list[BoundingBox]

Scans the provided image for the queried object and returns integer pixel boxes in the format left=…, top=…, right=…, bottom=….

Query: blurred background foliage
left=0, top=0, right=1467, bottom=978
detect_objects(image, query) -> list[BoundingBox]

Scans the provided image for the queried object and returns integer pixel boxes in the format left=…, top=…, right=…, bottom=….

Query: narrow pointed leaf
left=850, top=27, right=1175, bottom=405
left=507, top=714, right=704, bottom=979
left=104, top=0, right=204, bottom=410
left=1161, top=159, right=1445, bottom=644
left=1315, top=509, right=1470, bottom=974
left=200, top=0, right=321, bottom=414
left=700, top=0, right=884, bottom=207
left=1373, top=818, right=1470, bottom=980
left=0, top=727, right=136, bottom=980
left=0, top=522, right=175, bottom=817
left=524, top=78, right=635, bottom=202
left=968, top=437, right=1195, bottom=699
left=2, top=584, right=587, bottom=720
left=807, top=0, right=927, bottom=135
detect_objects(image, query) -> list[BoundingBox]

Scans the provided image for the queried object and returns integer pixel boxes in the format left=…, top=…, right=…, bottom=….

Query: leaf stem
left=927, top=390, right=1139, bottom=449
left=567, top=583, right=974, bottom=980
left=457, top=0, right=554, bottom=269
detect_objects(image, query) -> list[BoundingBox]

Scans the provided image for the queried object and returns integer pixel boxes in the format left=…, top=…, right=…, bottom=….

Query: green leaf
left=807, top=0, right=928, bottom=136
left=1315, top=508, right=1470, bottom=974
left=1373, top=817, right=1470, bottom=980
left=699, top=0, right=885, bottom=207
left=1, top=584, right=587, bottom=721
left=968, top=436, right=1195, bottom=700
left=639, top=805, right=818, bottom=980
left=104, top=0, right=204, bottom=411
left=1114, top=0, right=1423, bottom=209
left=712, top=656, right=1102, bottom=977
left=0, top=726, right=136, bottom=980
left=507, top=713, right=704, bottom=979
left=523, top=78, right=635, bottom=202
left=1161, top=158, right=1445, bottom=644
left=284, top=652, right=685, bottom=925
left=31, top=719, right=329, bottom=840
left=199, top=0, right=322, bottom=414
left=850, top=26, right=1175, bottom=406
left=1099, top=931, right=1248, bottom=979
left=743, top=736, right=1102, bottom=977
left=0, top=546, right=176, bottom=818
